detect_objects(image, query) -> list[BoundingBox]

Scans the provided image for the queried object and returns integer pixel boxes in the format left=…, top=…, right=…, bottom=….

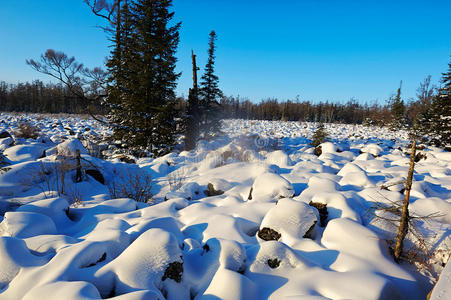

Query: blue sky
left=1, top=0, right=450, bottom=104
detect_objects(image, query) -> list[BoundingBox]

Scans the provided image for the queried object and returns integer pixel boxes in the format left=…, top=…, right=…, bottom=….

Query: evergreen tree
left=429, top=59, right=451, bottom=148
left=105, top=0, right=182, bottom=156
left=414, top=76, right=436, bottom=137
left=389, top=81, right=406, bottom=130
left=199, top=30, right=223, bottom=138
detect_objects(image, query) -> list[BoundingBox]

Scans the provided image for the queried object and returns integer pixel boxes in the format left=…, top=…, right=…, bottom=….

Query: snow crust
left=0, top=115, right=450, bottom=299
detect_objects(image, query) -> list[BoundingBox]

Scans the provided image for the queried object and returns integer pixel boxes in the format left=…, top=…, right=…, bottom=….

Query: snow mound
left=1, top=211, right=57, bottom=238
left=3, top=144, right=47, bottom=163
left=338, top=163, right=375, bottom=188
left=56, top=138, right=88, bottom=156
left=95, top=228, right=185, bottom=298
left=259, top=198, right=317, bottom=243
left=0, top=237, right=48, bottom=290
left=319, top=142, right=337, bottom=153
left=252, top=173, right=294, bottom=201
left=266, top=150, right=293, bottom=167
left=197, top=268, right=258, bottom=300
left=23, top=281, right=101, bottom=300
left=248, top=240, right=313, bottom=273
left=360, top=144, right=383, bottom=157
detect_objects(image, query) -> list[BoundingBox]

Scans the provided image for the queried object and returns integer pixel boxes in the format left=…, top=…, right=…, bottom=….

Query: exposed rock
left=258, top=227, right=281, bottom=241
left=86, top=169, right=105, bottom=185
left=309, top=201, right=328, bottom=227
left=303, top=221, right=317, bottom=239
left=0, top=131, right=11, bottom=139
left=162, top=261, right=183, bottom=283
left=314, top=145, right=322, bottom=156
left=259, top=198, right=318, bottom=241
left=267, top=258, right=281, bottom=269
left=204, top=183, right=224, bottom=197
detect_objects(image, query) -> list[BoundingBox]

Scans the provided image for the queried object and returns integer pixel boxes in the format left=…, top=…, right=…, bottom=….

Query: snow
left=259, top=198, right=318, bottom=243
left=0, top=114, right=450, bottom=299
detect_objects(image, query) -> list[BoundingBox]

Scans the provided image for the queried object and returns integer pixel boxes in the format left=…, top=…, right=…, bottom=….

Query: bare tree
left=26, top=49, right=107, bottom=119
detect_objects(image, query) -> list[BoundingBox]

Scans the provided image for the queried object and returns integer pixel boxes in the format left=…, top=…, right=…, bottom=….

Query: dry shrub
left=15, top=122, right=41, bottom=139
left=167, top=168, right=188, bottom=191
left=366, top=193, right=446, bottom=281
left=108, top=169, right=153, bottom=203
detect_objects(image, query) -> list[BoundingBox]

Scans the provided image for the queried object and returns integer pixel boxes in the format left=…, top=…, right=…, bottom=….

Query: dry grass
left=15, top=122, right=41, bottom=139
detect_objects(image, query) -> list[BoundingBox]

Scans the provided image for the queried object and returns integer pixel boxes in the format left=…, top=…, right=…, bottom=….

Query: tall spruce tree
left=199, top=30, right=223, bottom=138
left=105, top=0, right=181, bottom=156
left=429, top=59, right=451, bottom=148
left=389, top=81, right=406, bottom=130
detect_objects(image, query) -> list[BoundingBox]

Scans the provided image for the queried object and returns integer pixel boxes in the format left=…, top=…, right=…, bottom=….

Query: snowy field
left=0, top=112, right=450, bottom=299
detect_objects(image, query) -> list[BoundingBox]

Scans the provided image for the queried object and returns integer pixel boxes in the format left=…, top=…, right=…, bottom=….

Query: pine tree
left=105, top=0, right=182, bottom=156
left=389, top=81, right=406, bottom=130
left=429, top=59, right=451, bottom=148
left=199, top=30, right=223, bottom=139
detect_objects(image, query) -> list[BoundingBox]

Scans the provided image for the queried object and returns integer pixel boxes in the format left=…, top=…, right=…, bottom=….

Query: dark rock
left=314, top=145, right=322, bottom=156
left=162, top=261, right=183, bottom=283
left=309, top=201, right=328, bottom=227
left=267, top=258, right=281, bottom=269
left=86, top=169, right=105, bottom=185
left=115, top=154, right=136, bottom=164
left=84, top=252, right=107, bottom=268
left=258, top=227, right=281, bottom=241
left=414, top=152, right=427, bottom=162
left=0, top=131, right=11, bottom=139
left=204, top=183, right=224, bottom=197
left=416, top=144, right=426, bottom=151
left=303, top=221, right=317, bottom=239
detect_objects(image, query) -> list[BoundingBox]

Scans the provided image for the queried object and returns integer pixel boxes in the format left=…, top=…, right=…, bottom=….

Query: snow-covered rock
left=1, top=211, right=57, bottom=238
left=258, top=198, right=318, bottom=243
left=56, top=138, right=88, bottom=156
left=252, top=172, right=294, bottom=201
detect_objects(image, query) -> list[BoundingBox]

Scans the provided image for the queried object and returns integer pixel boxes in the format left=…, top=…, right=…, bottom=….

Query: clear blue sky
left=1, top=0, right=450, bottom=104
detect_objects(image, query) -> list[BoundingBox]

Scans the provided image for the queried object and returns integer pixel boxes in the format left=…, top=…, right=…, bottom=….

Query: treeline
left=219, top=97, right=389, bottom=124
left=0, top=81, right=399, bottom=126
left=0, top=80, right=103, bottom=114
left=0, top=80, right=439, bottom=127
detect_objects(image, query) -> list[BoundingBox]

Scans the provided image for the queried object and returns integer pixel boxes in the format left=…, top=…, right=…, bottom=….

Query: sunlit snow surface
left=0, top=113, right=450, bottom=300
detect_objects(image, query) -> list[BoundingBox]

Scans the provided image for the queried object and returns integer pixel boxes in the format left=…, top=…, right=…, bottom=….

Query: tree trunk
left=394, top=140, right=417, bottom=262
left=75, top=149, right=82, bottom=183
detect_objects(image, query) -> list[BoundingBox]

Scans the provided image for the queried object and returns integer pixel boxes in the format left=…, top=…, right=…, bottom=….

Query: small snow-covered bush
left=311, top=122, right=328, bottom=148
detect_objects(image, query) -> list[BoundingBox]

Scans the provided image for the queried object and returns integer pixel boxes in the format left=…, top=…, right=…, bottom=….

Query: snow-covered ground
left=0, top=113, right=450, bottom=299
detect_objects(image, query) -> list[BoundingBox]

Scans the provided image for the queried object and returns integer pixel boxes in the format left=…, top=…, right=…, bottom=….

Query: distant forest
left=0, top=79, right=428, bottom=126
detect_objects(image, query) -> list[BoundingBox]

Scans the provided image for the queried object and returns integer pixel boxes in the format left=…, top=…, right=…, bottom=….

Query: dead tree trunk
left=75, top=149, right=82, bottom=183
left=184, top=50, right=200, bottom=150
left=394, top=140, right=417, bottom=262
